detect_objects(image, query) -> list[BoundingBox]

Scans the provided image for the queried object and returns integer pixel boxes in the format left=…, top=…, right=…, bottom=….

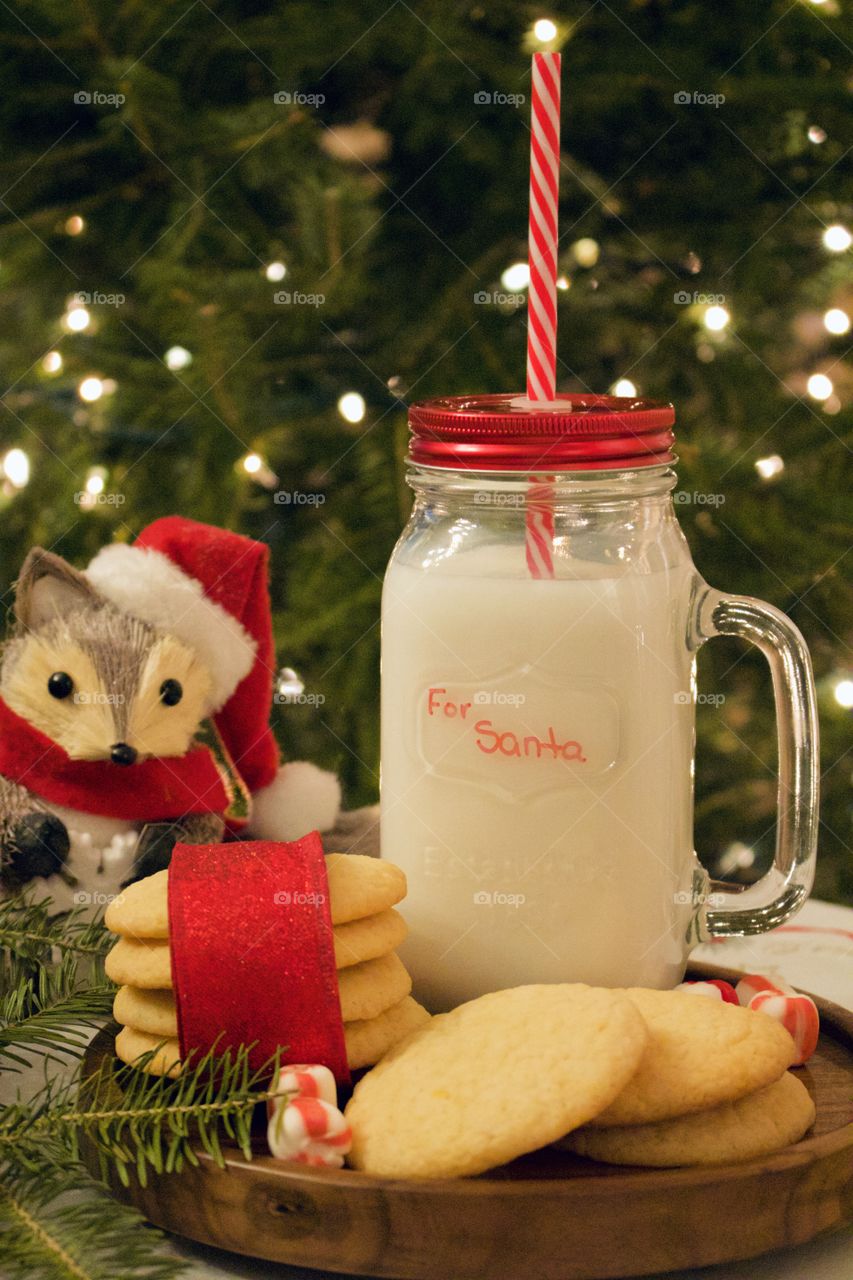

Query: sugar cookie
left=589, top=987, right=798, bottom=1128
left=563, top=1072, right=815, bottom=1167
left=345, top=984, right=648, bottom=1179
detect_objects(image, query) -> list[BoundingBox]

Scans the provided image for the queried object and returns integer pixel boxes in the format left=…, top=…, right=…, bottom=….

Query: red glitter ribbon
left=168, top=835, right=349, bottom=1084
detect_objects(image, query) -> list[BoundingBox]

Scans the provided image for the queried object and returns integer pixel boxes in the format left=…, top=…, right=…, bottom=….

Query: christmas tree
left=0, top=0, right=850, bottom=904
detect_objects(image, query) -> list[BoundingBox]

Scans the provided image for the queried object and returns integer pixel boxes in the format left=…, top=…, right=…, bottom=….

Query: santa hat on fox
left=86, top=515, right=340, bottom=840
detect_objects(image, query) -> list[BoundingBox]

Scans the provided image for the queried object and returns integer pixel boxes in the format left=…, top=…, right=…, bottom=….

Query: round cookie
left=563, top=1072, right=815, bottom=1167
left=116, top=997, right=431, bottom=1077
left=105, top=936, right=171, bottom=988
left=105, top=870, right=169, bottom=938
left=114, top=951, right=412, bottom=1038
left=337, top=951, right=411, bottom=1022
left=345, top=996, right=431, bottom=1070
left=324, top=854, right=406, bottom=924
left=589, top=987, right=798, bottom=1128
left=105, top=854, right=407, bottom=939
left=114, top=986, right=175, bottom=1038
left=333, top=908, right=408, bottom=969
left=345, top=984, right=648, bottom=1180
left=115, top=1025, right=181, bottom=1078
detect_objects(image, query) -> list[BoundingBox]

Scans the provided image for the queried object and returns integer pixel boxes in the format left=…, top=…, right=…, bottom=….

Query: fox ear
left=15, top=548, right=103, bottom=629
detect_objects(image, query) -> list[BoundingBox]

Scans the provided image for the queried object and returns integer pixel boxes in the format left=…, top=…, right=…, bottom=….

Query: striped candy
left=735, top=973, right=786, bottom=1007
left=267, top=1063, right=352, bottom=1167
left=748, top=990, right=820, bottom=1066
left=676, top=979, right=739, bottom=1005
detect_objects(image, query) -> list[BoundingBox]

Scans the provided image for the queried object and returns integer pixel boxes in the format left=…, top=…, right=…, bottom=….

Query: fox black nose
left=110, top=742, right=137, bottom=766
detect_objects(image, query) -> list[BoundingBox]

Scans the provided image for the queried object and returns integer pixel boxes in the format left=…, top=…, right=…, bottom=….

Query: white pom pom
left=249, top=761, right=341, bottom=840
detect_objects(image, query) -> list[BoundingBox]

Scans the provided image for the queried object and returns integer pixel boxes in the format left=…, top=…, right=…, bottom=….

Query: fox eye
left=159, top=679, right=183, bottom=706
left=48, top=671, right=74, bottom=700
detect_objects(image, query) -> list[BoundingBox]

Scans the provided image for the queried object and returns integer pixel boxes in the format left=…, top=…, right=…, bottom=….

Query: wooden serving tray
left=81, top=965, right=853, bottom=1280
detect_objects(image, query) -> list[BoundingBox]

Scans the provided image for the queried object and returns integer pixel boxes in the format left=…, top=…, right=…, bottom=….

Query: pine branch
left=0, top=1159, right=185, bottom=1280
left=0, top=896, right=112, bottom=963
left=1, top=1041, right=284, bottom=1188
left=0, top=959, right=114, bottom=1071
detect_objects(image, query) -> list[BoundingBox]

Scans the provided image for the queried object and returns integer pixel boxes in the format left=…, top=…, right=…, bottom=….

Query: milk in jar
left=380, top=394, right=820, bottom=1010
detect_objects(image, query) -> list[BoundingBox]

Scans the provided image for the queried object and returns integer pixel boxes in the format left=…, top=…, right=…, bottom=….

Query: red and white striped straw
left=525, top=51, right=561, bottom=579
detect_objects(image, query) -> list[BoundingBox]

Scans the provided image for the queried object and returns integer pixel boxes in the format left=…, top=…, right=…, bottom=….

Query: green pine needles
left=0, top=894, right=282, bottom=1278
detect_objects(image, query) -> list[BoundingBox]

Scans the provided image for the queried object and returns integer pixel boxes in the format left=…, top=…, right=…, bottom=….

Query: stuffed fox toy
left=0, top=517, right=341, bottom=908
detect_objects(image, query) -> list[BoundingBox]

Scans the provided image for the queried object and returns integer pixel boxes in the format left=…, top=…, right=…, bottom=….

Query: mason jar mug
left=380, top=395, right=819, bottom=1011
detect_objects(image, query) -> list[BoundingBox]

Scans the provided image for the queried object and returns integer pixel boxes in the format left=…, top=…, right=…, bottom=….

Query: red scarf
left=0, top=697, right=248, bottom=823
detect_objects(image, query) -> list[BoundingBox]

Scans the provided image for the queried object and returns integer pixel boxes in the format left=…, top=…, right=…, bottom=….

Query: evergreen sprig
left=0, top=958, right=115, bottom=1071
left=0, top=896, right=112, bottom=964
left=1, top=1039, right=282, bottom=1188
left=0, top=1159, right=185, bottom=1280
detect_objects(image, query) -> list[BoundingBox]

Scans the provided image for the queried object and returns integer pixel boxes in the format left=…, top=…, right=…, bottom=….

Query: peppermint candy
left=675, top=979, right=739, bottom=1005
left=267, top=1063, right=352, bottom=1168
left=748, top=989, right=820, bottom=1066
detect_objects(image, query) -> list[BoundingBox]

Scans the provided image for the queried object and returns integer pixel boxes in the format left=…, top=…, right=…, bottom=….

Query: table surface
left=5, top=898, right=852, bottom=1280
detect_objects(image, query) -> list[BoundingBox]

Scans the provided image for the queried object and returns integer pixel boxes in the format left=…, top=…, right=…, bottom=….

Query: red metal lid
left=408, top=393, right=676, bottom=471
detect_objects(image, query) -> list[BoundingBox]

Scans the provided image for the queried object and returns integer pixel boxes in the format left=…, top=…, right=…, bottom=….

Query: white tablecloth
left=169, top=897, right=853, bottom=1280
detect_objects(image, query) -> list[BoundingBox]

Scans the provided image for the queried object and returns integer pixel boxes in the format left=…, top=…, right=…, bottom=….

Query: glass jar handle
left=693, top=586, right=819, bottom=937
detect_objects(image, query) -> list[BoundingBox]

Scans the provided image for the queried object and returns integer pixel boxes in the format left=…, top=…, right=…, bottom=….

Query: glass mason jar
left=380, top=395, right=819, bottom=1011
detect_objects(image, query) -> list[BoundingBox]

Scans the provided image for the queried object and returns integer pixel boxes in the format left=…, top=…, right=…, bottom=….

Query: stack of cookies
left=345, top=984, right=816, bottom=1178
left=104, top=853, right=430, bottom=1077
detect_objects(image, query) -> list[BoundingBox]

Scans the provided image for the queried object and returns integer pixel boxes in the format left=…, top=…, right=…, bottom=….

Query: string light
left=823, top=308, right=850, bottom=335
left=834, top=679, right=853, bottom=709
left=242, top=453, right=263, bottom=474
left=265, top=261, right=287, bottom=282
left=78, top=376, right=104, bottom=402
left=822, top=224, right=851, bottom=253
left=85, top=469, right=105, bottom=496
left=611, top=378, right=637, bottom=397
left=64, top=306, right=90, bottom=332
left=42, top=351, right=62, bottom=374
left=501, top=262, right=530, bottom=290
left=3, top=448, right=30, bottom=489
left=164, top=345, right=192, bottom=371
left=532, top=18, right=558, bottom=43
left=704, top=305, right=730, bottom=331
left=755, top=455, right=784, bottom=480
left=571, top=238, right=599, bottom=268
left=807, top=126, right=827, bottom=144
left=806, top=372, right=833, bottom=401
left=65, top=215, right=85, bottom=236
left=337, top=391, right=366, bottom=423
left=556, top=275, right=570, bottom=291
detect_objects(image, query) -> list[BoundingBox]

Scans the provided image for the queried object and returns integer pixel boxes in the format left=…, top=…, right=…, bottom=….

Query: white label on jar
left=415, top=670, right=620, bottom=803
